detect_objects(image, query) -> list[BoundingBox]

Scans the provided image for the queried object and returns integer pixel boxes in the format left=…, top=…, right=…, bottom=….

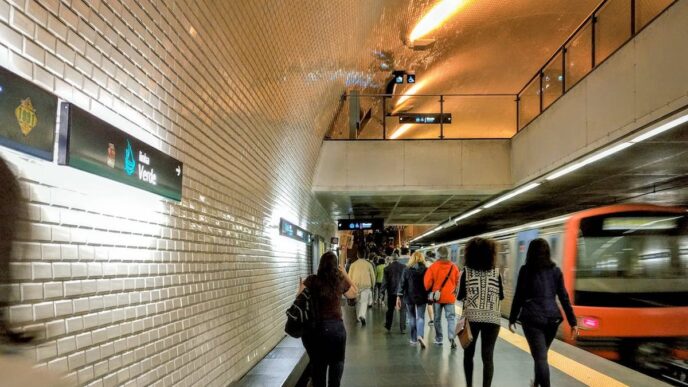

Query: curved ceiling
left=327, top=0, right=601, bottom=139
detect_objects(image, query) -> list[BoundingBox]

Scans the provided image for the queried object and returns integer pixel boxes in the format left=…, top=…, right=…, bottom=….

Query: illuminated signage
left=406, top=74, right=416, bottom=83
left=58, top=104, right=183, bottom=201
left=337, top=218, right=384, bottom=231
left=399, top=113, right=452, bottom=124
left=602, top=216, right=680, bottom=231
left=0, top=66, right=57, bottom=160
left=280, top=218, right=312, bottom=244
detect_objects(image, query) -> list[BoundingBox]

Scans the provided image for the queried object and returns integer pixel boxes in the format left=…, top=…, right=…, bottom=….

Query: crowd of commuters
left=294, top=235, right=577, bottom=387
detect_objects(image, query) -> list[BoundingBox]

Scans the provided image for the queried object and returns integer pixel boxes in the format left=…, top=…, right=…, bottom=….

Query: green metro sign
left=58, top=104, right=183, bottom=201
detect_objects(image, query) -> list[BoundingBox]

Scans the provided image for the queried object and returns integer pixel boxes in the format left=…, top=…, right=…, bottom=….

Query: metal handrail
left=516, top=0, right=677, bottom=130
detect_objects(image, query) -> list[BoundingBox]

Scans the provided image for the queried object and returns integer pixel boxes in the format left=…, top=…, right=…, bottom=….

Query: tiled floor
left=340, top=304, right=583, bottom=387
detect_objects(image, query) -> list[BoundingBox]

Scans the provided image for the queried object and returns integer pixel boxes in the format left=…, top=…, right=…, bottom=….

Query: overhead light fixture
left=390, top=124, right=413, bottom=139
left=630, top=112, right=688, bottom=143
left=546, top=142, right=633, bottom=181
left=453, top=208, right=482, bottom=223
left=483, top=182, right=540, bottom=209
left=409, top=0, right=466, bottom=42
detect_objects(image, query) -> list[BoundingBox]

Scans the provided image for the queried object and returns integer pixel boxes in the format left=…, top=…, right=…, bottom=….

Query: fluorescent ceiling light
left=453, top=208, right=482, bottom=223
left=409, top=0, right=466, bottom=42
left=546, top=142, right=633, bottom=181
left=630, top=113, right=688, bottom=143
left=483, top=182, right=540, bottom=209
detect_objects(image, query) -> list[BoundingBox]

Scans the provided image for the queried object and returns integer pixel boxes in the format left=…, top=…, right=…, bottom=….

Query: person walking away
left=398, top=247, right=411, bottom=265
left=382, top=253, right=406, bottom=333
left=375, top=258, right=385, bottom=305
left=300, top=252, right=358, bottom=387
left=457, top=238, right=504, bottom=387
left=348, top=251, right=376, bottom=325
left=397, top=251, right=429, bottom=347
left=509, top=238, right=578, bottom=387
left=424, top=246, right=459, bottom=347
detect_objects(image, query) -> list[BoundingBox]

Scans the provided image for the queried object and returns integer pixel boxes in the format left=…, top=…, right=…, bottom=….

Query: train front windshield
left=575, top=212, right=688, bottom=307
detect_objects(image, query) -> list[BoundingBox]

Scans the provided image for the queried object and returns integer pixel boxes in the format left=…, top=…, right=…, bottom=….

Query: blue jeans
left=433, top=303, right=456, bottom=342
left=406, top=303, right=427, bottom=342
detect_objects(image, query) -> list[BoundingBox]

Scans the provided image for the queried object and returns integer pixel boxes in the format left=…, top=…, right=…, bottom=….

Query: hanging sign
left=0, top=66, right=57, bottom=160
left=59, top=104, right=183, bottom=201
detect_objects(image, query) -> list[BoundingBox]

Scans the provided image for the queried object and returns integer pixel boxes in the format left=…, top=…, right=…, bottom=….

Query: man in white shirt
left=348, top=251, right=377, bottom=325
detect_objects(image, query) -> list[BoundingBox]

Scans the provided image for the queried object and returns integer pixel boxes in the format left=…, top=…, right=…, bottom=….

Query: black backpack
left=285, top=287, right=317, bottom=338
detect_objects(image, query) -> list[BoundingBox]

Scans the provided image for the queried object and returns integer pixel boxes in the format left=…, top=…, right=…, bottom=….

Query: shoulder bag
left=455, top=269, right=473, bottom=348
left=428, top=265, right=454, bottom=303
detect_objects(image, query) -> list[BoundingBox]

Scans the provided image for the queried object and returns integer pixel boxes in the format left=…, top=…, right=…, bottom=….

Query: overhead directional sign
left=406, top=74, right=416, bottom=83
left=399, top=113, right=452, bottom=124
left=0, top=66, right=57, bottom=160
left=59, top=104, right=183, bottom=201
left=337, top=218, right=384, bottom=231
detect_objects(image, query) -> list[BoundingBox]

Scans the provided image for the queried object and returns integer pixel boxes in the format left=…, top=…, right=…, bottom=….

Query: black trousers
left=385, top=294, right=406, bottom=331
left=522, top=322, right=560, bottom=387
left=302, top=320, right=347, bottom=387
left=463, top=322, right=500, bottom=387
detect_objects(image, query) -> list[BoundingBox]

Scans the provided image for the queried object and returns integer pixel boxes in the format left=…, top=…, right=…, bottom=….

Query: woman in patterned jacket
left=457, top=237, right=504, bottom=387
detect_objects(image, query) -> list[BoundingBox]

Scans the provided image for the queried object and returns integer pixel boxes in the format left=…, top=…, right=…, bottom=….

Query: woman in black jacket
left=509, top=238, right=578, bottom=387
left=396, top=251, right=429, bottom=348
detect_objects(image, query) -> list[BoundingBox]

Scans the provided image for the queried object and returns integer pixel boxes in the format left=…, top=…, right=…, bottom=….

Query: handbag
left=428, top=266, right=454, bottom=303
left=456, top=316, right=473, bottom=349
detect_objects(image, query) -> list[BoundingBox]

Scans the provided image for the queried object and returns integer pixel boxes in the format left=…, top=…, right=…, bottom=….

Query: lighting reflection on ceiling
left=395, top=79, right=428, bottom=107
left=390, top=123, right=414, bottom=139
left=409, top=0, right=467, bottom=42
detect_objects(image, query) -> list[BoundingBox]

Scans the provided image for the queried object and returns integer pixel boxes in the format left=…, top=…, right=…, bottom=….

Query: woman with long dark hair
left=301, top=251, right=358, bottom=387
left=457, top=237, right=504, bottom=387
left=509, top=238, right=578, bottom=387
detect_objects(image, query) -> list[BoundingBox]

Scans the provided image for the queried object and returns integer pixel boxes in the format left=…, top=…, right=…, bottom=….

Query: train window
left=574, top=212, right=688, bottom=307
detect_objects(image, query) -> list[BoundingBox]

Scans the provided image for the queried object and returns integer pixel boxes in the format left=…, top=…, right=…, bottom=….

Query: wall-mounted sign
left=280, top=218, right=312, bottom=244
left=399, top=113, right=452, bottom=124
left=0, top=66, right=57, bottom=160
left=337, top=218, right=384, bottom=231
left=58, top=104, right=183, bottom=201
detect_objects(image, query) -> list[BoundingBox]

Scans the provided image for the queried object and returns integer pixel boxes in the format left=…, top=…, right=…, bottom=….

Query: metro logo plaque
left=0, top=66, right=57, bottom=160
left=59, top=104, right=183, bottom=201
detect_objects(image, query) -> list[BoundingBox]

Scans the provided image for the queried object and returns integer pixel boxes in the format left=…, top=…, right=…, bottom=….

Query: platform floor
left=338, top=303, right=665, bottom=387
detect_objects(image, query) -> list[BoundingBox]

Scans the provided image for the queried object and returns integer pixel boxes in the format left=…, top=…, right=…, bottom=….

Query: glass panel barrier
left=636, top=0, right=674, bottom=31
left=518, top=76, right=540, bottom=130
left=542, top=51, right=564, bottom=109
left=595, top=0, right=632, bottom=64
left=386, top=95, right=441, bottom=139
left=441, top=96, right=516, bottom=138
left=565, top=21, right=593, bottom=91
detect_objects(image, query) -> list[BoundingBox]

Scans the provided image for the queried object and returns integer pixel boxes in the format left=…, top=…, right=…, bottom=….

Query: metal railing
left=326, top=0, right=675, bottom=140
left=516, top=0, right=676, bottom=130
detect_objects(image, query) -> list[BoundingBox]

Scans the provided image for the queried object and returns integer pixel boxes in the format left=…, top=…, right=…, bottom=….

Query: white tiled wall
left=0, top=0, right=382, bottom=385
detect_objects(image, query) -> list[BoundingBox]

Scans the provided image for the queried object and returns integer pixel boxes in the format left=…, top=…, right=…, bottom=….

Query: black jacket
left=509, top=265, right=577, bottom=327
left=382, top=260, right=405, bottom=298
left=397, top=263, right=428, bottom=305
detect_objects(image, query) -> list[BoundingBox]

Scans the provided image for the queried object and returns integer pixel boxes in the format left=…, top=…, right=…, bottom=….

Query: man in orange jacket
left=424, top=246, right=460, bottom=348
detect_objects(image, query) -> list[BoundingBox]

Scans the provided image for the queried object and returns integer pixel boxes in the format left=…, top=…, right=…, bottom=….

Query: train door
left=515, top=229, right=539, bottom=283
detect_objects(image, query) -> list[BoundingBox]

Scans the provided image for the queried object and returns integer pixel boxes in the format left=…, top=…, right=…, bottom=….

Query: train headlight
left=579, top=316, right=600, bottom=330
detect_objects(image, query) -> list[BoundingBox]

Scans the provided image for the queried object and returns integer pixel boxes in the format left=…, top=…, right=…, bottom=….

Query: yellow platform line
left=499, top=327, right=628, bottom=387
